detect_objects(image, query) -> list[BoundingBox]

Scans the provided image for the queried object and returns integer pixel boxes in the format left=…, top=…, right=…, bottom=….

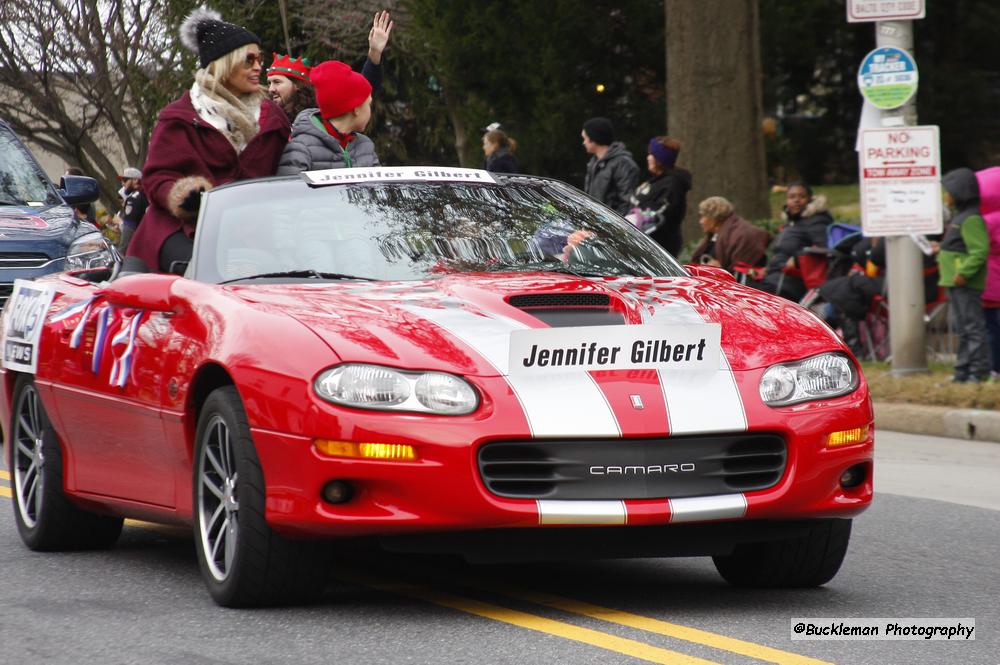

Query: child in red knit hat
left=276, top=60, right=380, bottom=174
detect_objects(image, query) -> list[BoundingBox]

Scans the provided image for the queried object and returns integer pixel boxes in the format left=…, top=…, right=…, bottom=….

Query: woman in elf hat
left=124, top=7, right=290, bottom=273
left=276, top=60, right=379, bottom=174
left=267, top=10, right=393, bottom=125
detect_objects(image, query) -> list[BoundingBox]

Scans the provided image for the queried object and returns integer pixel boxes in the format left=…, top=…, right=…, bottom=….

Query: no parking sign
left=859, top=126, right=942, bottom=237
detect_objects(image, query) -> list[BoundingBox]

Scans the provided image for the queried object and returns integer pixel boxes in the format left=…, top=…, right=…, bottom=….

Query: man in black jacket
left=581, top=117, right=639, bottom=216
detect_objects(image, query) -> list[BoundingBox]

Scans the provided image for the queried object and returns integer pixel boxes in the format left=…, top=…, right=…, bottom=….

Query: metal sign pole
left=877, top=20, right=928, bottom=374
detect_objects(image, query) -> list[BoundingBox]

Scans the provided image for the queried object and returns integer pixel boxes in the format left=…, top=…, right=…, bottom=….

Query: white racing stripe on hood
left=399, top=304, right=620, bottom=437
left=633, top=294, right=747, bottom=434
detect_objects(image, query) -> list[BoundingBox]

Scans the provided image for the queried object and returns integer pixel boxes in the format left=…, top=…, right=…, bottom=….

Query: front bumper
left=253, top=381, right=873, bottom=539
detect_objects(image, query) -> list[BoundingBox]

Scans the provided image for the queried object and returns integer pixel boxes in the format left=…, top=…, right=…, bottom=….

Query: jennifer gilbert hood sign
left=509, top=324, right=721, bottom=375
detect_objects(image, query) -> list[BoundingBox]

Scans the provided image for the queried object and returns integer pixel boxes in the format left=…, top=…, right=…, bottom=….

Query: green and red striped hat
left=267, top=53, right=312, bottom=84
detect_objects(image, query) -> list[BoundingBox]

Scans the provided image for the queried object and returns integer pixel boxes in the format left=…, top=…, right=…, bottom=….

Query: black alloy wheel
left=193, top=385, right=326, bottom=607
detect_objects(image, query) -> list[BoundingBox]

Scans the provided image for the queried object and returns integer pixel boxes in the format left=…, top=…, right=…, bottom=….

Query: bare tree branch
left=0, top=0, right=190, bottom=209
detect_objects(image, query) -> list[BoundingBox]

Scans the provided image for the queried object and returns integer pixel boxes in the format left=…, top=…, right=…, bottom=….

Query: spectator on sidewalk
left=116, top=167, right=147, bottom=254
left=581, top=117, right=639, bottom=216
left=754, top=182, right=831, bottom=302
left=690, top=196, right=769, bottom=272
left=276, top=60, right=379, bottom=174
left=625, top=136, right=692, bottom=255
left=937, top=168, right=990, bottom=383
left=482, top=127, right=519, bottom=173
left=266, top=10, right=392, bottom=125
left=975, top=166, right=1000, bottom=380
left=125, top=7, right=290, bottom=273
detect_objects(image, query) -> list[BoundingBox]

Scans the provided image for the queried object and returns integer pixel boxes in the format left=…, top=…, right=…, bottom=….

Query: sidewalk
left=874, top=402, right=1000, bottom=443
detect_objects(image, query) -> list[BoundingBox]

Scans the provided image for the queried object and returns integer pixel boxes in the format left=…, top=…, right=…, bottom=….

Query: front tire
left=712, top=519, right=852, bottom=587
left=10, top=374, right=123, bottom=550
left=193, top=386, right=325, bottom=607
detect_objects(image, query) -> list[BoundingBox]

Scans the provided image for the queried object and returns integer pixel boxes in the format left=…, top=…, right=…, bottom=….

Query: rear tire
left=193, top=386, right=326, bottom=607
left=9, top=374, right=123, bottom=550
left=712, top=519, right=852, bottom=587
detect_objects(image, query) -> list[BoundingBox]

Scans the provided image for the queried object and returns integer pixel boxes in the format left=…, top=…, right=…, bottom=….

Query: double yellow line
left=337, top=566, right=831, bottom=665
left=0, top=487, right=828, bottom=664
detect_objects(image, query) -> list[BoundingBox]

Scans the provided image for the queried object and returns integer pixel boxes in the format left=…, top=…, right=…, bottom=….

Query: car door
left=45, top=293, right=178, bottom=508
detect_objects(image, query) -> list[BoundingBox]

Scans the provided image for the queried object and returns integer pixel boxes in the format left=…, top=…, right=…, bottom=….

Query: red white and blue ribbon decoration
left=49, top=296, right=95, bottom=324
left=108, top=310, right=145, bottom=388
left=66, top=299, right=97, bottom=349
left=47, top=295, right=146, bottom=389
left=91, top=305, right=114, bottom=374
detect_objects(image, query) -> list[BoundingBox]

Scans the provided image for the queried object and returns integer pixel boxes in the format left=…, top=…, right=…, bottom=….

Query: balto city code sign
left=847, top=0, right=925, bottom=22
left=858, top=126, right=942, bottom=237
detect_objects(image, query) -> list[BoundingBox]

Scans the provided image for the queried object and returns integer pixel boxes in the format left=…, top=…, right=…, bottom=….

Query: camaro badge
left=630, top=395, right=644, bottom=410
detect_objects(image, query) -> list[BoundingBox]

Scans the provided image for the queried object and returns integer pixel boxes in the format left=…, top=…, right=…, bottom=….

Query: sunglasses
left=243, top=52, right=265, bottom=68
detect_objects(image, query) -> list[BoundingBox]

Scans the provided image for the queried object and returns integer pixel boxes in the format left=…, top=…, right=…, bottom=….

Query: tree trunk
left=665, top=0, right=770, bottom=247
left=442, top=87, right=470, bottom=167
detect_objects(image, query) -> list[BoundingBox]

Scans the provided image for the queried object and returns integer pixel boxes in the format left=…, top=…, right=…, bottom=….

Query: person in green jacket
left=936, top=168, right=990, bottom=382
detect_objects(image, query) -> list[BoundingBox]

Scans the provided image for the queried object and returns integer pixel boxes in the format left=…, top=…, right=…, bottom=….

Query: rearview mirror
left=96, top=273, right=181, bottom=311
left=58, top=175, right=100, bottom=206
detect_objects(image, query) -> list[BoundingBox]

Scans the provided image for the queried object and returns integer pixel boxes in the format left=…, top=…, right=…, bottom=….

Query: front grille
left=478, top=434, right=786, bottom=500
left=0, top=252, right=51, bottom=269
left=508, top=293, right=610, bottom=308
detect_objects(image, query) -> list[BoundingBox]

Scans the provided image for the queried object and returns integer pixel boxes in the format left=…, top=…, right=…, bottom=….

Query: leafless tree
left=295, top=0, right=400, bottom=57
left=0, top=0, right=271, bottom=209
left=0, top=1, right=190, bottom=207
left=295, top=0, right=472, bottom=166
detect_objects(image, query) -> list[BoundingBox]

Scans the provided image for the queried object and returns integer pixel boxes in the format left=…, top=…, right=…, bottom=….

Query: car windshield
left=0, top=128, right=59, bottom=206
left=192, top=176, right=685, bottom=283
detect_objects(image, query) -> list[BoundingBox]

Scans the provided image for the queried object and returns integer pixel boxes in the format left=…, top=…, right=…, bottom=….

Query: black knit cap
left=583, top=117, right=614, bottom=146
left=180, top=6, right=260, bottom=69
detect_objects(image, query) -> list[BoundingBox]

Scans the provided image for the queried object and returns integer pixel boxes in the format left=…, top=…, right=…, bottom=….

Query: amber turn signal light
left=826, top=426, right=869, bottom=448
left=314, top=439, right=417, bottom=461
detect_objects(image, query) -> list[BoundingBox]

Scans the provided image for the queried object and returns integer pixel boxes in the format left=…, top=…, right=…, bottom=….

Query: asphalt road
left=1, top=430, right=997, bottom=665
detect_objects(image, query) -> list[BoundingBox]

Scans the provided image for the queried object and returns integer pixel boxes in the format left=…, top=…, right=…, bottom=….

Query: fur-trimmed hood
left=781, top=194, right=829, bottom=223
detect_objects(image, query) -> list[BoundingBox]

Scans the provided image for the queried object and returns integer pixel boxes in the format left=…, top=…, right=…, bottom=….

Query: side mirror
left=96, top=273, right=181, bottom=311
left=58, top=175, right=100, bottom=206
left=684, top=263, right=736, bottom=282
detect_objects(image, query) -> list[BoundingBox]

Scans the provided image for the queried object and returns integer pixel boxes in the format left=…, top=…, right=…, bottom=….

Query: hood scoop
left=507, top=292, right=625, bottom=327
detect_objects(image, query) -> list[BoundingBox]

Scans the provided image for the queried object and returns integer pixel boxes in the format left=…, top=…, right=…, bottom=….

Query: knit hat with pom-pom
left=180, top=6, right=259, bottom=68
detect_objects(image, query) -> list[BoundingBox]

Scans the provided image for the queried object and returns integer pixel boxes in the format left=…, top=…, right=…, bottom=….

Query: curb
left=874, top=402, right=1000, bottom=443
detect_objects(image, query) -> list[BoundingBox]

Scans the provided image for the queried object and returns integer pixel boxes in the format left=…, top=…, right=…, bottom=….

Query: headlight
left=315, top=363, right=479, bottom=415
left=759, top=353, right=858, bottom=406
left=66, top=232, right=115, bottom=270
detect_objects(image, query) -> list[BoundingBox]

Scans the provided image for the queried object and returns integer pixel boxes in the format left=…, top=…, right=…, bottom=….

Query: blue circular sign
left=857, top=46, right=918, bottom=110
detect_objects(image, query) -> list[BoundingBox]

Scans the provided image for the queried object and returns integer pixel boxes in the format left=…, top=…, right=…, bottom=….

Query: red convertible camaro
left=1, top=167, right=873, bottom=607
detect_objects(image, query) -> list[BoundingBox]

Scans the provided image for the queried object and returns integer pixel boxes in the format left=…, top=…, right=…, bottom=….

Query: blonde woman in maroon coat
left=125, top=7, right=290, bottom=273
